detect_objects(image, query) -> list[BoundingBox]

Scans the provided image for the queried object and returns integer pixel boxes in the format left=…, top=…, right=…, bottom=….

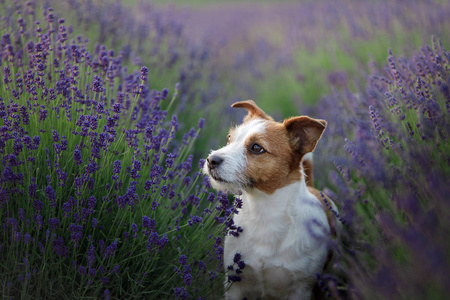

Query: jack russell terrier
left=203, top=100, right=339, bottom=300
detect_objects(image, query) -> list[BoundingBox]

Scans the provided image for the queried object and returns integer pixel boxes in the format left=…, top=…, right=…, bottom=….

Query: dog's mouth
left=204, top=161, right=252, bottom=193
left=209, top=171, right=231, bottom=184
left=208, top=169, right=253, bottom=192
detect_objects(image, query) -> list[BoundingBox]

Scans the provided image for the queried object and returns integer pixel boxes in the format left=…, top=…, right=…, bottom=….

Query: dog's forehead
left=231, top=118, right=267, bottom=141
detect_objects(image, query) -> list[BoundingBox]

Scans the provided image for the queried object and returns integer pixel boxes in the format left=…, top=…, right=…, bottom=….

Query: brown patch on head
left=230, top=101, right=327, bottom=194
left=242, top=121, right=302, bottom=194
left=231, top=100, right=273, bottom=123
left=283, top=116, right=327, bottom=156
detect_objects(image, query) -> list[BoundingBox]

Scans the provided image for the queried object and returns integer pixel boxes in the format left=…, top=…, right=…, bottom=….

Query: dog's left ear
left=231, top=100, right=273, bottom=122
left=283, top=116, right=327, bottom=155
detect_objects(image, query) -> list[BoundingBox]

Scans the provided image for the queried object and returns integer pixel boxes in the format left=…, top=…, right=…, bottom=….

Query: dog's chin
left=208, top=176, right=242, bottom=194
left=203, top=165, right=247, bottom=194
left=202, top=171, right=242, bottom=194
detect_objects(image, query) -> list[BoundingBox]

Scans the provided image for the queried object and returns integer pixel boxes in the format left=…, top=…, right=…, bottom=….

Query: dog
left=203, top=100, right=339, bottom=300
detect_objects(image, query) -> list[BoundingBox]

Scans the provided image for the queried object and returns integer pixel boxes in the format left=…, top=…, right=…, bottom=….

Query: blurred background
left=50, top=0, right=449, bottom=144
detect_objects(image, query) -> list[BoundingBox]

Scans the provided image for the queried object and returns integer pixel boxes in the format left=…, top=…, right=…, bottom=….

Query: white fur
left=224, top=180, right=330, bottom=300
left=203, top=119, right=267, bottom=194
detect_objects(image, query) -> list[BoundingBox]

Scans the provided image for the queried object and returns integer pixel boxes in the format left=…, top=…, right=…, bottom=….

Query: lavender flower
left=140, top=66, right=149, bottom=82
left=45, top=185, right=56, bottom=208
left=48, top=217, right=60, bottom=230
left=73, top=148, right=83, bottom=165
left=178, top=254, right=187, bottom=266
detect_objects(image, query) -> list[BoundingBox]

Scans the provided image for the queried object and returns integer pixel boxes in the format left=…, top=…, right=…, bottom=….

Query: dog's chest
left=228, top=196, right=319, bottom=262
left=224, top=188, right=329, bottom=296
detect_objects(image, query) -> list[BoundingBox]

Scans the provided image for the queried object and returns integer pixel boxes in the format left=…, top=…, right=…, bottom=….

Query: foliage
left=312, top=36, right=450, bottom=299
left=0, top=2, right=237, bottom=299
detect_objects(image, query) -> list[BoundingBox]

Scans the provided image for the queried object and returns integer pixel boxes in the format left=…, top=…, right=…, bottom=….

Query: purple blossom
left=39, top=108, right=48, bottom=122
left=33, top=214, right=43, bottom=230
left=162, top=88, right=169, bottom=99
left=142, top=216, right=156, bottom=231
left=197, top=118, right=205, bottom=129
left=188, top=215, right=202, bottom=226
left=215, top=246, right=224, bottom=260
left=69, top=223, right=83, bottom=246
left=178, top=254, right=187, bottom=266
left=174, top=287, right=189, bottom=299
left=92, top=76, right=103, bottom=93
left=104, top=239, right=118, bottom=259
left=45, top=185, right=56, bottom=208
left=158, top=234, right=169, bottom=249
left=140, top=66, right=149, bottom=82
left=62, top=202, right=72, bottom=217
left=48, top=217, right=60, bottom=230
left=111, top=265, right=120, bottom=274
left=183, top=270, right=193, bottom=286
left=53, top=236, right=69, bottom=257
left=73, top=148, right=83, bottom=165
left=89, top=268, right=96, bottom=278
left=233, top=253, right=241, bottom=264
left=104, top=289, right=110, bottom=300
left=78, top=265, right=86, bottom=276
left=24, top=233, right=32, bottom=244
left=86, top=159, right=99, bottom=174
left=88, top=196, right=96, bottom=210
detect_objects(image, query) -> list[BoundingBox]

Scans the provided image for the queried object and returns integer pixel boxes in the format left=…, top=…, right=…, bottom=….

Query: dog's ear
left=231, top=100, right=273, bottom=122
left=283, top=116, right=327, bottom=155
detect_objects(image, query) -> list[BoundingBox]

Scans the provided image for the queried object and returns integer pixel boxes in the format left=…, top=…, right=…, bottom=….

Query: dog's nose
left=207, top=155, right=223, bottom=170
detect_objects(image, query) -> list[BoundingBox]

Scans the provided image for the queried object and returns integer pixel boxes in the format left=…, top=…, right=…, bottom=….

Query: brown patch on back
left=303, top=159, right=314, bottom=187
left=231, top=100, right=274, bottom=123
left=307, top=187, right=337, bottom=238
left=243, top=121, right=303, bottom=194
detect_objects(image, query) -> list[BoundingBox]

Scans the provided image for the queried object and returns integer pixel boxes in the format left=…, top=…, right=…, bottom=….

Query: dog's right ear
left=231, top=100, right=273, bottom=122
left=283, top=116, right=327, bottom=155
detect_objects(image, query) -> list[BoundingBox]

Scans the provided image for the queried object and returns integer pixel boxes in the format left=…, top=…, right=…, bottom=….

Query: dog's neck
left=237, top=177, right=313, bottom=216
left=242, top=178, right=306, bottom=199
left=234, top=177, right=323, bottom=247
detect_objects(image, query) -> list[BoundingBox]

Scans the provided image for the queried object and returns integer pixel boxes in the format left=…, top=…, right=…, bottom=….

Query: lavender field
left=1, top=0, right=449, bottom=299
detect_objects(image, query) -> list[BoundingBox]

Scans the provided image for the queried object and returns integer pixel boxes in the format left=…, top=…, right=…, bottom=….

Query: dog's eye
left=227, top=134, right=231, bottom=144
left=250, top=143, right=266, bottom=154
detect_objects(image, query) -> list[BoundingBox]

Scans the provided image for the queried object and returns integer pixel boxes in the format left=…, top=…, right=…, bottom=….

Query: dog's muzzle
left=207, top=155, right=223, bottom=170
left=206, top=154, right=229, bottom=183
left=204, top=152, right=249, bottom=193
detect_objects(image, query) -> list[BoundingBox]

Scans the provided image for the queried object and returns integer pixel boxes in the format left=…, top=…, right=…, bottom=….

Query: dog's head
left=203, top=100, right=327, bottom=194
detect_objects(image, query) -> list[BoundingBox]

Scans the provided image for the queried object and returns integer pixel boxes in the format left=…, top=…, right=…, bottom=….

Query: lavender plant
left=0, top=4, right=235, bottom=299
left=312, top=37, right=450, bottom=299
left=47, top=0, right=228, bottom=138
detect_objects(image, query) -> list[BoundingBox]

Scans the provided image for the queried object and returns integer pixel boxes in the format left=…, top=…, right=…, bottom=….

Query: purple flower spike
left=104, top=289, right=110, bottom=300
left=140, top=66, right=149, bottom=82
left=179, top=254, right=187, bottom=266
left=48, top=217, right=60, bottom=230
left=73, top=148, right=83, bottom=165
left=45, top=185, right=56, bottom=208
left=197, top=118, right=205, bottom=129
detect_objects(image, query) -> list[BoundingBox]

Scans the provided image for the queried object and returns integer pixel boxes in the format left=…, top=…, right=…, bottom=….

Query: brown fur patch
left=243, top=121, right=302, bottom=194
left=303, top=159, right=314, bottom=187
left=231, top=100, right=274, bottom=123
left=283, top=116, right=327, bottom=155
